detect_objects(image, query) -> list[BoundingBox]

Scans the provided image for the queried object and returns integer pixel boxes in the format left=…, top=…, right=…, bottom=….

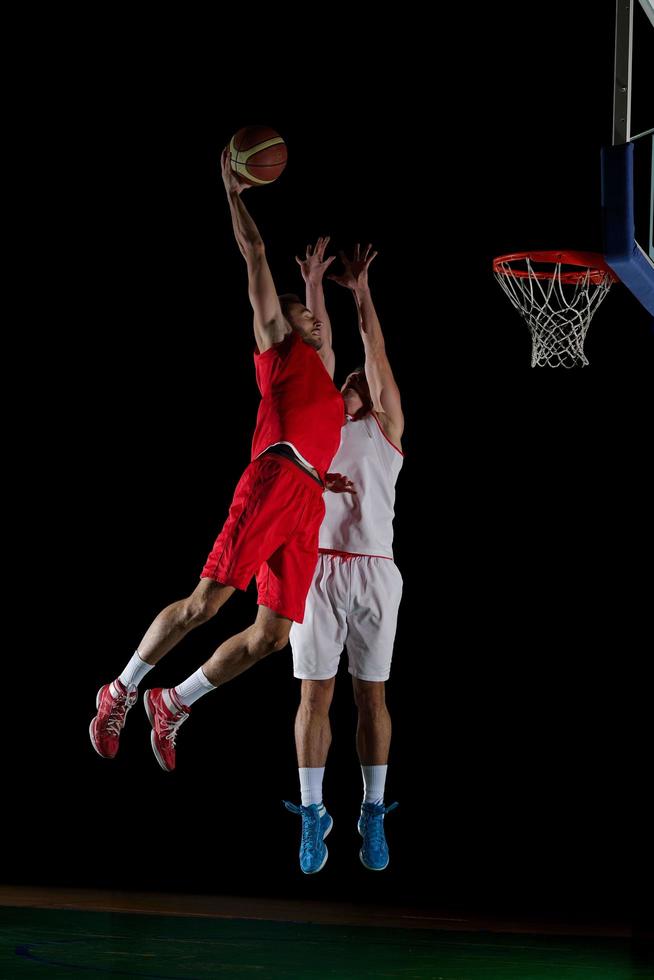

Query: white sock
left=299, top=767, right=325, bottom=807
left=118, top=651, right=154, bottom=690
left=361, top=764, right=387, bottom=805
left=173, top=667, right=215, bottom=707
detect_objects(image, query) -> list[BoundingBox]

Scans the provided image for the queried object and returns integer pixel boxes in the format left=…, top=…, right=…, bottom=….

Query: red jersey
left=252, top=332, right=344, bottom=482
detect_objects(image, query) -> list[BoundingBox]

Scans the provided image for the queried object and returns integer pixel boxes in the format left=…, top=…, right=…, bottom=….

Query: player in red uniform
left=89, top=150, right=350, bottom=772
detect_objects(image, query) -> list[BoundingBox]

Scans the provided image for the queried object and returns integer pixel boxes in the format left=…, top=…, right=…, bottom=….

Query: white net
left=494, top=255, right=614, bottom=368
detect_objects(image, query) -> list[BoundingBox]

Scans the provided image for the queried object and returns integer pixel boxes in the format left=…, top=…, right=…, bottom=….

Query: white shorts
left=289, top=554, right=403, bottom=682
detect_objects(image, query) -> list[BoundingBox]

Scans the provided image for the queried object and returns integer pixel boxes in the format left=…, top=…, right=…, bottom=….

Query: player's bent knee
left=180, top=597, right=219, bottom=628
left=249, top=626, right=290, bottom=659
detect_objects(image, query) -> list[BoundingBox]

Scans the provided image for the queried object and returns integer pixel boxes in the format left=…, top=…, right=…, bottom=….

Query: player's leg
left=347, top=557, right=402, bottom=870
left=283, top=554, right=346, bottom=872
left=90, top=455, right=285, bottom=762
left=145, top=604, right=292, bottom=772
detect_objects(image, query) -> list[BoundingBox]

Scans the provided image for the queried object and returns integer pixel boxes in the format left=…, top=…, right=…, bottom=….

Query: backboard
left=601, top=0, right=654, bottom=315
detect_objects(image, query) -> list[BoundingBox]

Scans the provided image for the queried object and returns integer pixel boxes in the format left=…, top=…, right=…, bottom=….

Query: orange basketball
left=229, top=126, right=288, bottom=187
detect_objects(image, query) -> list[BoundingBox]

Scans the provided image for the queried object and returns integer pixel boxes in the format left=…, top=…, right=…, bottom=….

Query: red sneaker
left=143, top=688, right=190, bottom=772
left=89, top=679, right=137, bottom=759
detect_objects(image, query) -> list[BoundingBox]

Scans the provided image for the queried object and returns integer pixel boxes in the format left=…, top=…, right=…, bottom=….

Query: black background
left=11, top=1, right=651, bottom=928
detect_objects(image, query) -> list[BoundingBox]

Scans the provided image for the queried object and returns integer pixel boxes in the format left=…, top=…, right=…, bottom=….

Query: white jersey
left=319, top=412, right=403, bottom=558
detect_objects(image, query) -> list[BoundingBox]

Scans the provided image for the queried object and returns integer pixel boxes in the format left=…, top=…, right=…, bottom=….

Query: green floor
left=0, top=906, right=645, bottom=979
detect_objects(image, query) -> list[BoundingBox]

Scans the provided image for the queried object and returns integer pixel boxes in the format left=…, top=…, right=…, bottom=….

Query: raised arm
left=220, top=147, right=290, bottom=353
left=329, top=245, right=404, bottom=446
left=295, top=236, right=336, bottom=378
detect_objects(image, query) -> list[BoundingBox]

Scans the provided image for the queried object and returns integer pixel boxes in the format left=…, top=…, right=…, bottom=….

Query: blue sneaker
left=358, top=801, right=398, bottom=871
left=283, top=801, right=333, bottom=874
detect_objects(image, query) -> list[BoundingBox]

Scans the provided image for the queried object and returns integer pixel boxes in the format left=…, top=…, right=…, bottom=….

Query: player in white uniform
left=284, top=242, right=404, bottom=873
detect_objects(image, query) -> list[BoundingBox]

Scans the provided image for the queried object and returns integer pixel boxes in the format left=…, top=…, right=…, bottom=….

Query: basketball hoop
left=493, top=251, right=618, bottom=367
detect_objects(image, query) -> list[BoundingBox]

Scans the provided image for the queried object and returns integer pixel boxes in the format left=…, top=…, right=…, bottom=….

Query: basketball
left=229, top=126, right=288, bottom=187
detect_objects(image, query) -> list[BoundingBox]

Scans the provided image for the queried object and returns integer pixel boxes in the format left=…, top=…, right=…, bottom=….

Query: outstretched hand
left=220, top=146, right=250, bottom=196
left=296, top=236, right=336, bottom=282
left=327, top=243, right=378, bottom=291
left=325, top=472, right=357, bottom=494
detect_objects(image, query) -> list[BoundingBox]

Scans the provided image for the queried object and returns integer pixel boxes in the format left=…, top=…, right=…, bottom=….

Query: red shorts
left=201, top=454, right=325, bottom=623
